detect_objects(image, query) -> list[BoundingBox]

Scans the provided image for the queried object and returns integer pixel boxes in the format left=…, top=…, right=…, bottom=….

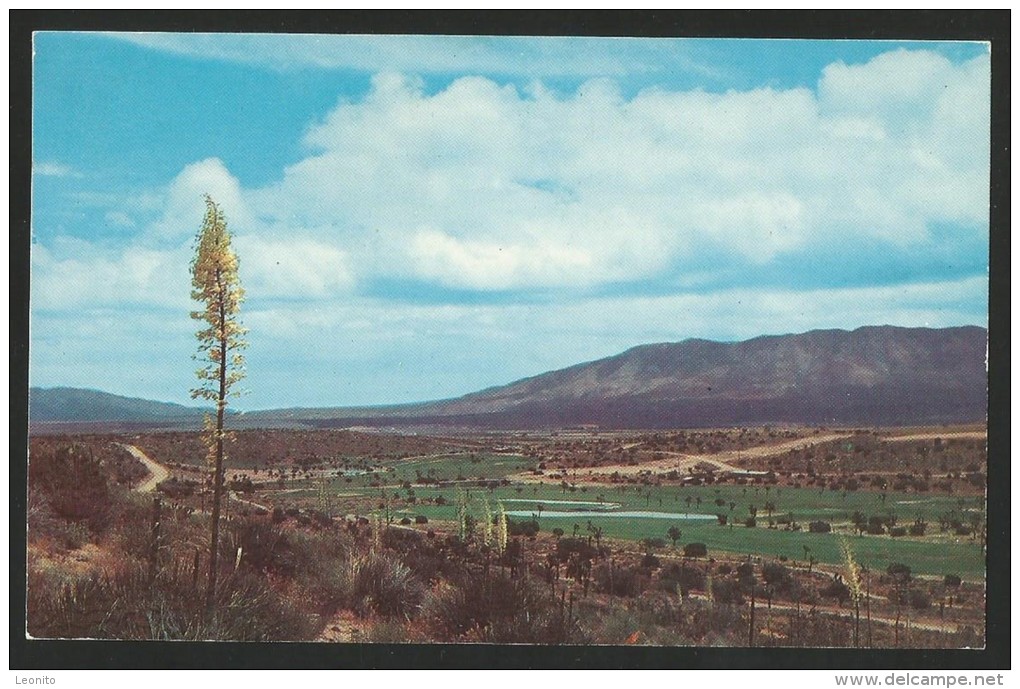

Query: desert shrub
left=28, top=561, right=316, bottom=641
left=336, top=551, right=425, bottom=618
left=889, top=526, right=907, bottom=537
left=156, top=477, right=196, bottom=499
left=820, top=577, right=851, bottom=604
left=507, top=518, right=539, bottom=538
left=808, top=520, right=831, bottom=533
left=27, top=494, right=91, bottom=550
left=414, top=515, right=428, bottom=524
left=104, top=494, right=159, bottom=561
left=944, top=574, right=962, bottom=588
left=887, top=563, right=912, bottom=582
left=29, top=444, right=113, bottom=533
left=683, top=542, right=708, bottom=558
left=891, top=587, right=932, bottom=610
left=594, top=562, right=642, bottom=597
left=711, top=578, right=743, bottom=605
left=744, top=517, right=757, bottom=528
left=226, top=517, right=308, bottom=577
left=761, top=561, right=794, bottom=593
left=554, top=537, right=599, bottom=563
left=105, top=444, right=150, bottom=486
left=640, top=537, right=666, bottom=551
left=658, top=563, right=705, bottom=595
left=423, top=572, right=575, bottom=644
left=640, top=553, right=661, bottom=569
left=160, top=567, right=318, bottom=641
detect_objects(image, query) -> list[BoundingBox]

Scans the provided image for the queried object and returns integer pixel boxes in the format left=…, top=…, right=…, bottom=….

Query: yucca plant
left=839, top=536, right=865, bottom=647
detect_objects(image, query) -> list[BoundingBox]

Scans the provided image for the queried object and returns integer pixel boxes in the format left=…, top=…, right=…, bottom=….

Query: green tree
left=190, top=195, right=247, bottom=612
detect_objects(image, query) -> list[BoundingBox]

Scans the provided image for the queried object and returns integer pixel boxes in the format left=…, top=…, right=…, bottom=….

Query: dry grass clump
left=422, top=571, right=582, bottom=644
left=28, top=558, right=317, bottom=641
left=337, top=551, right=425, bottom=619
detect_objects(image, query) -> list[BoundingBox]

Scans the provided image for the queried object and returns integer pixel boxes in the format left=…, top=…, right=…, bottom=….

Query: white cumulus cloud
left=235, top=49, right=989, bottom=290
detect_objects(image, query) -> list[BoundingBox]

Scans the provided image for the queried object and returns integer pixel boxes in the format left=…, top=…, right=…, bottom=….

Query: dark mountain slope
left=30, top=326, right=988, bottom=429
left=418, top=325, right=988, bottom=427
left=29, top=387, right=206, bottom=423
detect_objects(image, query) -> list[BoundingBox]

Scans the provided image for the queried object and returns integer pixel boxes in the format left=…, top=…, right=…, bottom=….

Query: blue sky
left=31, top=33, right=990, bottom=409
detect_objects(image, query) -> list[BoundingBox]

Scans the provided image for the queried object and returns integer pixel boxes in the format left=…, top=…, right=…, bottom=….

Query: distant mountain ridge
left=29, top=387, right=207, bottom=423
left=30, top=325, right=988, bottom=430
left=419, top=325, right=988, bottom=427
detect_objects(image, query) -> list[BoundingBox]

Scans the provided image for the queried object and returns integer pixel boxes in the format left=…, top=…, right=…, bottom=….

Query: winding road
left=119, top=443, right=170, bottom=492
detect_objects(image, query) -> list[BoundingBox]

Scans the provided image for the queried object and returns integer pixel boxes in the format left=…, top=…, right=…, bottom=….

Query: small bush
left=594, top=562, right=641, bottom=597
left=944, top=574, right=962, bottom=588
left=821, top=577, right=850, bottom=604
left=683, top=542, right=708, bottom=558
left=29, top=445, right=113, bottom=533
left=227, top=518, right=303, bottom=577
left=808, top=521, right=831, bottom=533
left=424, top=572, right=575, bottom=644
left=891, top=586, right=932, bottom=610
left=640, top=553, right=661, bottom=569
left=659, top=563, right=705, bottom=595
left=711, top=578, right=743, bottom=605
left=507, top=518, right=539, bottom=538
left=554, top=537, right=599, bottom=563
left=887, top=563, right=912, bottom=582
left=761, top=562, right=794, bottom=592
left=337, top=551, right=425, bottom=618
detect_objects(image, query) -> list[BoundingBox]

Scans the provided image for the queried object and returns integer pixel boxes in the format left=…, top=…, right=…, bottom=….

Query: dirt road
left=120, top=444, right=170, bottom=492
left=880, top=431, right=986, bottom=443
left=580, top=433, right=853, bottom=478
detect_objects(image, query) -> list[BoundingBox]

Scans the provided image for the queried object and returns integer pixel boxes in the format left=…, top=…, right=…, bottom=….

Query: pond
left=505, top=510, right=717, bottom=520
left=500, top=498, right=620, bottom=510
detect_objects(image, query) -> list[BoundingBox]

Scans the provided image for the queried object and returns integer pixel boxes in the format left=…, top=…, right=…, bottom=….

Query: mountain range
left=29, top=325, right=988, bottom=430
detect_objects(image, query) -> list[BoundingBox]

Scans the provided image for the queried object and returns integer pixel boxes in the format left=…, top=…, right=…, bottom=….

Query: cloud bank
left=30, top=46, right=991, bottom=407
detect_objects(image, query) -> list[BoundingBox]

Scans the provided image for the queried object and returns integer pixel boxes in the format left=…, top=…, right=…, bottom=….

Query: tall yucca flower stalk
left=191, top=195, right=247, bottom=614
left=840, top=536, right=864, bottom=647
left=456, top=490, right=468, bottom=542
left=481, top=496, right=493, bottom=547
left=496, top=502, right=509, bottom=556
left=372, top=514, right=383, bottom=553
